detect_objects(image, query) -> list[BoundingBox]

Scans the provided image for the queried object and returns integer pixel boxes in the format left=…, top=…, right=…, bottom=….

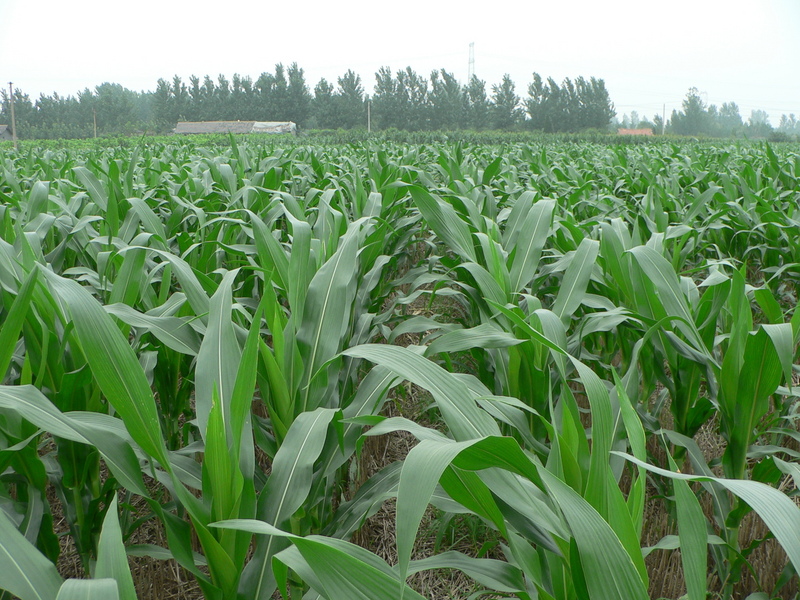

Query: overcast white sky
left=1, top=0, right=799, bottom=124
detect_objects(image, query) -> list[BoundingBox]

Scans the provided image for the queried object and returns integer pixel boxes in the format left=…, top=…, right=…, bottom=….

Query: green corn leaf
left=426, top=322, right=522, bottom=355
left=0, top=508, right=62, bottom=600
left=55, top=580, right=119, bottom=600
left=0, top=267, right=39, bottom=382
left=40, top=268, right=170, bottom=469
left=723, top=327, right=784, bottom=479
left=240, top=408, right=339, bottom=599
left=94, top=496, right=136, bottom=600
left=395, top=436, right=547, bottom=594
left=25, top=181, right=50, bottom=221
left=508, top=197, right=555, bottom=293
left=552, top=238, right=599, bottom=321
left=538, top=469, right=649, bottom=600
left=146, top=249, right=212, bottom=319
left=249, top=210, right=290, bottom=293
left=438, top=467, right=509, bottom=537
left=322, top=462, right=403, bottom=540
left=760, top=323, right=794, bottom=389
left=344, top=344, right=500, bottom=441
left=205, top=389, right=243, bottom=523
left=212, top=520, right=427, bottom=600
left=73, top=166, right=108, bottom=211
left=107, top=248, right=145, bottom=307
left=753, top=287, right=784, bottom=325
left=407, top=185, right=477, bottom=262
left=407, top=551, right=526, bottom=594
left=195, top=269, right=242, bottom=440
left=296, top=220, right=360, bottom=413
left=670, top=459, right=708, bottom=600
left=230, top=300, right=264, bottom=474
left=104, top=303, right=201, bottom=356
left=615, top=453, right=800, bottom=576
left=286, top=214, right=312, bottom=323
left=127, top=197, right=168, bottom=247
left=0, top=386, right=148, bottom=496
left=487, top=301, right=613, bottom=516
left=629, top=245, right=705, bottom=350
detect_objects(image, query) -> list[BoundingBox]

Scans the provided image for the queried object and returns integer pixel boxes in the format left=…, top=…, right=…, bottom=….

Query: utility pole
left=8, top=82, right=18, bottom=150
left=468, top=42, right=475, bottom=81
left=367, top=97, right=371, bottom=133
left=662, top=103, right=666, bottom=135
left=93, top=107, right=97, bottom=138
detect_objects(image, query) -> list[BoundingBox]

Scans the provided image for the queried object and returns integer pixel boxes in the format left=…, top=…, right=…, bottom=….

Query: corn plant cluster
left=0, top=138, right=799, bottom=600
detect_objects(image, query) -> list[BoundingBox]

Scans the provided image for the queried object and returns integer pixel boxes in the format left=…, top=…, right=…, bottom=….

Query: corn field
left=0, top=137, right=799, bottom=600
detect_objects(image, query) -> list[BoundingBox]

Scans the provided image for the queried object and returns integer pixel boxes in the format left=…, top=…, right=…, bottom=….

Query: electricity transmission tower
left=468, top=42, right=475, bottom=80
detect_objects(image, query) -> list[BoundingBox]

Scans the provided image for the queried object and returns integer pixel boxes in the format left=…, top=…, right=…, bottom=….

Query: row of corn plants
left=0, top=138, right=799, bottom=599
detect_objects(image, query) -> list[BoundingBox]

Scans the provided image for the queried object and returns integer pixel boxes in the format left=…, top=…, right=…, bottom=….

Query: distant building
left=617, top=128, right=654, bottom=136
left=0, top=125, right=13, bottom=141
left=173, top=121, right=297, bottom=135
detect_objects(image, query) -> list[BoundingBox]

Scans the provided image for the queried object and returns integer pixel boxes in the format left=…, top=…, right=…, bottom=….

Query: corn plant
left=2, top=138, right=800, bottom=600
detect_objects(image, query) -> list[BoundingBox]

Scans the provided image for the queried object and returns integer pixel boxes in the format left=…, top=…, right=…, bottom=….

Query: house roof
left=0, top=124, right=13, bottom=140
left=617, top=128, right=654, bottom=136
left=173, top=121, right=296, bottom=134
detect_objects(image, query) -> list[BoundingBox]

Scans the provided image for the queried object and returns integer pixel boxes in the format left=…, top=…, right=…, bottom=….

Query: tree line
left=0, top=64, right=616, bottom=138
left=616, top=87, right=798, bottom=140
left=4, top=69, right=793, bottom=141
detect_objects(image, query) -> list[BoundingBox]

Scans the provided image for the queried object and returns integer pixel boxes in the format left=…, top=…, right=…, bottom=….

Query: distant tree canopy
left=9, top=69, right=787, bottom=141
left=150, top=63, right=312, bottom=130
left=0, top=83, right=148, bottom=139
left=526, top=74, right=615, bottom=132
left=626, top=87, right=789, bottom=139
left=0, top=66, right=616, bottom=138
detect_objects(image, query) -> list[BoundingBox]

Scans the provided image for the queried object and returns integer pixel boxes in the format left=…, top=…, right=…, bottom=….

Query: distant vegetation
left=0, top=64, right=796, bottom=140
left=0, top=64, right=614, bottom=138
left=615, top=87, right=799, bottom=141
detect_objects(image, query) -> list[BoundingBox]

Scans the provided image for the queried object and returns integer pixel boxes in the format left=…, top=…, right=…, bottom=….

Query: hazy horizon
left=2, top=0, right=798, bottom=125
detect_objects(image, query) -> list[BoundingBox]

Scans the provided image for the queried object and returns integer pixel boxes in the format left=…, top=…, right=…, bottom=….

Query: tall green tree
left=286, top=63, right=312, bottom=127
left=778, top=113, right=799, bottom=135
left=717, top=102, right=743, bottom=135
left=0, top=87, right=35, bottom=138
left=94, top=83, right=138, bottom=132
left=170, top=76, right=189, bottom=123
left=463, top=75, right=489, bottom=130
left=267, top=64, right=290, bottom=120
left=336, top=70, right=365, bottom=129
left=579, top=77, right=615, bottom=130
left=312, top=78, right=337, bottom=129
left=527, top=74, right=614, bottom=132
left=151, top=78, right=174, bottom=132
left=397, top=67, right=430, bottom=130
left=371, top=66, right=430, bottom=131
left=231, top=74, right=255, bottom=120
left=490, top=74, right=521, bottom=130
left=429, top=69, right=463, bottom=130
left=745, top=109, right=773, bottom=138
left=215, top=74, right=232, bottom=120
left=671, top=87, right=713, bottom=135
left=254, top=71, right=275, bottom=121
left=372, top=67, right=404, bottom=130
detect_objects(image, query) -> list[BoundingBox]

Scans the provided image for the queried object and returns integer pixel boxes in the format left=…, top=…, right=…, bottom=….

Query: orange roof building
left=617, top=128, right=654, bottom=136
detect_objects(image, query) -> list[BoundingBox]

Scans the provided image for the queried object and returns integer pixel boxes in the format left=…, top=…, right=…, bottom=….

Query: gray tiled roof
left=173, top=121, right=296, bottom=134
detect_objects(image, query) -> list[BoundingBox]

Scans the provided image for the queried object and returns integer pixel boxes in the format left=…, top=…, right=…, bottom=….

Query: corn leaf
left=0, top=508, right=62, bottom=600
left=55, top=580, right=119, bottom=600
left=94, top=496, right=136, bottom=600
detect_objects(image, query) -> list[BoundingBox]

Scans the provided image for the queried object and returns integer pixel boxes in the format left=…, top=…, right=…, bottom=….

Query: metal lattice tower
left=468, top=42, right=475, bottom=80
